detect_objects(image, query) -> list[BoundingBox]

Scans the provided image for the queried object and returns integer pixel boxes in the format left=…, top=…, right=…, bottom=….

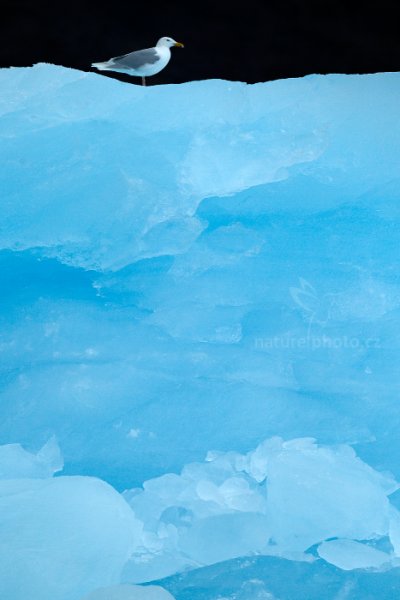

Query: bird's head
left=157, top=37, right=184, bottom=49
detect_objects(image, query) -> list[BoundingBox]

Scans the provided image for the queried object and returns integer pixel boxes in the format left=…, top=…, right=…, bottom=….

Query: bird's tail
left=92, top=61, right=112, bottom=71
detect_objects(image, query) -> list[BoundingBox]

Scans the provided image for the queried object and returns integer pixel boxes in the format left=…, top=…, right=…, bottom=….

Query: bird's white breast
left=141, top=46, right=171, bottom=76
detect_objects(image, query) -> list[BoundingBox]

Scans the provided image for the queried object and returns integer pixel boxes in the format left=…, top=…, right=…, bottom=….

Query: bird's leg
left=141, top=76, right=146, bottom=86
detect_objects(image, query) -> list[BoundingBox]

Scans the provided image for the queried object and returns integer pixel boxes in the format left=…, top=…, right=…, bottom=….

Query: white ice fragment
left=244, top=436, right=283, bottom=483
left=0, top=435, right=63, bottom=479
left=128, top=428, right=141, bottom=439
left=317, top=538, right=392, bottom=570
left=196, top=479, right=222, bottom=503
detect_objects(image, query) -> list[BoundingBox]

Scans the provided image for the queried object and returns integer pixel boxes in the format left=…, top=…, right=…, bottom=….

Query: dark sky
left=1, top=0, right=399, bottom=85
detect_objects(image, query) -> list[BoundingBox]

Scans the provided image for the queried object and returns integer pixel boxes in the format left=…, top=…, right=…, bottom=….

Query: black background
left=1, top=0, right=399, bottom=85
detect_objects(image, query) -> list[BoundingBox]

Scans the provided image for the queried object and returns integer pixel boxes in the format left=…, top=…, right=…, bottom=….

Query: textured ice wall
left=1, top=65, right=400, bottom=598
left=1, top=65, right=400, bottom=490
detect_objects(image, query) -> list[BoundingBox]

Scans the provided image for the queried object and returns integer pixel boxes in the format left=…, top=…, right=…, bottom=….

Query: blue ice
left=1, top=64, right=400, bottom=599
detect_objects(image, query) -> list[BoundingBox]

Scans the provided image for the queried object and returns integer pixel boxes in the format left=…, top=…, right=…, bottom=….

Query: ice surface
left=1, top=63, right=400, bottom=598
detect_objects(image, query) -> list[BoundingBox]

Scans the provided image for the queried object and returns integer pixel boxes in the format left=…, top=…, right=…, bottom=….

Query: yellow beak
left=174, top=42, right=184, bottom=48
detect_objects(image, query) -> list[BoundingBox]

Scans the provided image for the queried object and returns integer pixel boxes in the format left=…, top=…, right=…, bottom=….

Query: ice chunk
left=317, top=539, right=392, bottom=570
left=256, top=438, right=397, bottom=552
left=0, top=476, right=142, bottom=600
left=0, top=436, right=63, bottom=479
left=81, top=584, right=175, bottom=599
left=121, top=437, right=398, bottom=582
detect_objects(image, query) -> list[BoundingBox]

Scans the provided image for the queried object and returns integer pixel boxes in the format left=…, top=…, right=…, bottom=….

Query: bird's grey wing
left=112, top=48, right=159, bottom=69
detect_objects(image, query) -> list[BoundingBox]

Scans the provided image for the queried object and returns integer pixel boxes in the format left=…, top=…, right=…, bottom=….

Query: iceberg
left=1, top=63, right=400, bottom=598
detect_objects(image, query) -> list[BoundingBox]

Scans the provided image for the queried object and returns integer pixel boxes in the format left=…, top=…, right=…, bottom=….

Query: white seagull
left=92, top=37, right=184, bottom=86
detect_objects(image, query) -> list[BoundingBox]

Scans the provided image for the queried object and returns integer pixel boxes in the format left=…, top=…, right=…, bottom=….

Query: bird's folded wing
left=112, top=48, right=160, bottom=69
